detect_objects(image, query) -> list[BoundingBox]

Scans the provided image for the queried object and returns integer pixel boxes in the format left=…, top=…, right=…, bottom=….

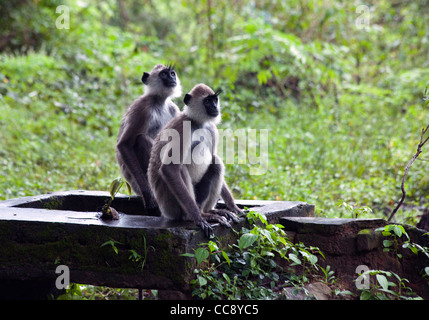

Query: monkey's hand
left=226, top=204, right=244, bottom=218
left=197, top=219, right=214, bottom=238
left=209, top=209, right=239, bottom=224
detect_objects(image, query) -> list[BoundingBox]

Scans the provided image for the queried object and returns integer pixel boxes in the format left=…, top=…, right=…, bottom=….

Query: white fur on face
left=183, top=100, right=221, bottom=125
left=183, top=83, right=221, bottom=124
left=144, top=65, right=182, bottom=99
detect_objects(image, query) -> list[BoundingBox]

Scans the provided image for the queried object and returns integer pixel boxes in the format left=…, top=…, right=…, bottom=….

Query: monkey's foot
left=209, top=208, right=239, bottom=224
left=202, top=212, right=232, bottom=228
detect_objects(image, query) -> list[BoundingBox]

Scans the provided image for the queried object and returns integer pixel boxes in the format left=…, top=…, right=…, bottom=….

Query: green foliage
left=100, top=239, right=122, bottom=255
left=375, top=224, right=428, bottom=260
left=109, top=177, right=131, bottom=200
left=56, top=283, right=139, bottom=300
left=336, top=200, right=373, bottom=219
left=183, top=211, right=329, bottom=300
left=319, top=265, right=336, bottom=285
left=356, top=224, right=427, bottom=300
left=357, top=270, right=422, bottom=300
left=100, top=236, right=151, bottom=271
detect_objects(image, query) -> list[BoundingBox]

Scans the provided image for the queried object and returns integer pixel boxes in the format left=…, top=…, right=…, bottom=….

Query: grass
left=0, top=1, right=428, bottom=227
left=1, top=49, right=428, bottom=224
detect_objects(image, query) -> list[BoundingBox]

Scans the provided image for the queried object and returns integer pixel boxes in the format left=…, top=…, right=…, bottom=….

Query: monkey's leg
left=156, top=187, right=183, bottom=221
left=194, top=162, right=223, bottom=211
left=160, top=163, right=213, bottom=238
left=133, top=135, right=158, bottom=210
left=195, top=161, right=239, bottom=224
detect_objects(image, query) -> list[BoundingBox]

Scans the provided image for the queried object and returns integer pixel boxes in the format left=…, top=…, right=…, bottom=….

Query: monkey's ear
left=184, top=93, right=192, bottom=105
left=142, top=72, right=150, bottom=85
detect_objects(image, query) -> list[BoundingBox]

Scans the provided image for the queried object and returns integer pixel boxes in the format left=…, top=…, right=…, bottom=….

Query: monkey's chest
left=185, top=141, right=213, bottom=184
left=147, top=108, right=174, bottom=139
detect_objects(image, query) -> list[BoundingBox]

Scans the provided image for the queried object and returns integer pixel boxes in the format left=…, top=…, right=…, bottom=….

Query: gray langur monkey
left=148, top=83, right=243, bottom=237
left=116, top=64, right=182, bottom=212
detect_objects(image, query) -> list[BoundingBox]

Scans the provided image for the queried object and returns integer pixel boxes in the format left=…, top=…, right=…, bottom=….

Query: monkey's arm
left=160, top=163, right=213, bottom=237
left=168, top=100, right=180, bottom=117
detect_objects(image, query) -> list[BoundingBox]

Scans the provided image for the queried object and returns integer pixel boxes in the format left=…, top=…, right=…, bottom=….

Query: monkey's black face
left=159, top=68, right=177, bottom=87
left=203, top=95, right=219, bottom=117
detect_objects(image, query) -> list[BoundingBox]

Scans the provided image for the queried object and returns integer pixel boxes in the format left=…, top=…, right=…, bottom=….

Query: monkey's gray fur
left=116, top=64, right=181, bottom=212
left=148, top=83, right=242, bottom=237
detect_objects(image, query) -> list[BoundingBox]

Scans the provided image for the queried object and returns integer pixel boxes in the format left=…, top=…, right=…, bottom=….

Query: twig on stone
left=388, top=124, right=429, bottom=222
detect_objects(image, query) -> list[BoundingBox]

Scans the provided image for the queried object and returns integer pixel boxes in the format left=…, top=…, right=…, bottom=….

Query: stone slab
left=0, top=190, right=314, bottom=293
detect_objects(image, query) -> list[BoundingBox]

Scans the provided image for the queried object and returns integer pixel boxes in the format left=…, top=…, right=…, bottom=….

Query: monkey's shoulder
left=164, top=112, right=188, bottom=128
left=124, top=95, right=151, bottom=115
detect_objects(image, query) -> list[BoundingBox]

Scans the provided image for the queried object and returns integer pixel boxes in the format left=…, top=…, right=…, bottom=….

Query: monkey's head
left=183, top=84, right=222, bottom=124
left=141, top=64, right=182, bottom=99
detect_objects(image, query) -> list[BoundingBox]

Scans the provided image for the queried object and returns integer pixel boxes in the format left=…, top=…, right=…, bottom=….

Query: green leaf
left=360, top=290, right=373, bottom=300
left=392, top=225, right=403, bottom=237
left=109, top=178, right=123, bottom=199
left=197, top=276, right=207, bottom=287
left=128, top=249, right=141, bottom=261
left=239, top=233, right=258, bottom=250
left=288, top=253, right=301, bottom=265
left=100, top=239, right=121, bottom=254
left=307, top=254, right=318, bottom=265
left=261, top=249, right=275, bottom=257
left=383, top=240, right=392, bottom=248
left=376, top=274, right=389, bottom=291
left=195, top=248, right=209, bottom=265
left=222, top=273, right=231, bottom=285
left=207, top=241, right=219, bottom=253
left=405, top=244, right=418, bottom=255
left=124, top=181, right=132, bottom=198
left=222, top=251, right=231, bottom=266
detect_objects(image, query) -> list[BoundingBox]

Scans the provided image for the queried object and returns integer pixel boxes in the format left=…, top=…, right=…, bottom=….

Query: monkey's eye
left=160, top=71, right=168, bottom=79
left=170, top=70, right=176, bottom=77
left=204, top=97, right=216, bottom=106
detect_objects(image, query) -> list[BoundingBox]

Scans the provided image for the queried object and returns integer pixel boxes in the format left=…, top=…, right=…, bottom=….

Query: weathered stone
left=306, top=282, right=332, bottom=300
left=283, top=282, right=332, bottom=300
left=280, top=217, right=387, bottom=255
left=356, top=228, right=383, bottom=252
left=0, top=190, right=314, bottom=298
left=279, top=216, right=429, bottom=300
left=280, top=217, right=386, bottom=235
left=417, top=209, right=429, bottom=231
